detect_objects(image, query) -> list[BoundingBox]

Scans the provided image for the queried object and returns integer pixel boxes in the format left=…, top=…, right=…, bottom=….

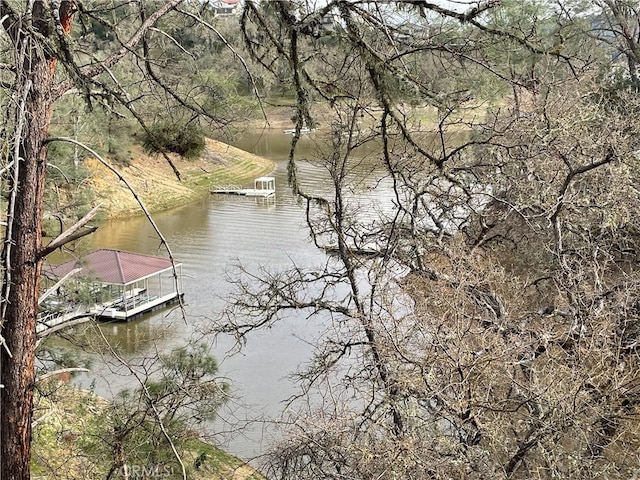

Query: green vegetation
left=143, top=120, right=207, bottom=160
left=31, top=382, right=262, bottom=480
left=32, top=344, right=262, bottom=480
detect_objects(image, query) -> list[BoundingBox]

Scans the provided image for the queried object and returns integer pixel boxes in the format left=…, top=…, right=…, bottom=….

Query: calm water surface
left=73, top=132, right=348, bottom=463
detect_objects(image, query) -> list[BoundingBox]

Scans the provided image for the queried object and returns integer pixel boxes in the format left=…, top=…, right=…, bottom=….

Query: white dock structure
left=212, top=176, right=276, bottom=198
left=283, top=127, right=314, bottom=134
left=37, top=305, right=93, bottom=335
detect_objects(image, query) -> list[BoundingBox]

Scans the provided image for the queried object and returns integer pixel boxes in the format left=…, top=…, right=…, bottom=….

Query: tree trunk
left=0, top=52, right=55, bottom=480
left=0, top=2, right=73, bottom=477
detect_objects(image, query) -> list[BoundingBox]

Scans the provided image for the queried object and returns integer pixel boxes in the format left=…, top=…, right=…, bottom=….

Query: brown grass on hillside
left=85, top=138, right=275, bottom=219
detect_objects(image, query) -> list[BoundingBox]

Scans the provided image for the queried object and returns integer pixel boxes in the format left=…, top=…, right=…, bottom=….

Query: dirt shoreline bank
left=86, top=138, right=276, bottom=220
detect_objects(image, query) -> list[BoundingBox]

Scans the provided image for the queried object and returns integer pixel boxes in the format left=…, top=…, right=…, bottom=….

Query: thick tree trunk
left=0, top=3, right=75, bottom=476
left=0, top=1, right=77, bottom=475
left=0, top=53, right=54, bottom=479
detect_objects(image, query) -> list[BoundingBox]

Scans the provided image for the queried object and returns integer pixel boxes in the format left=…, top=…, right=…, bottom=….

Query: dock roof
left=47, top=249, right=180, bottom=285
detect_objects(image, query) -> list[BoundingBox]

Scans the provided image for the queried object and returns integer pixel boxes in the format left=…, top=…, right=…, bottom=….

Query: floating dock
left=212, top=176, right=276, bottom=198
left=283, top=127, right=314, bottom=135
left=92, top=291, right=183, bottom=321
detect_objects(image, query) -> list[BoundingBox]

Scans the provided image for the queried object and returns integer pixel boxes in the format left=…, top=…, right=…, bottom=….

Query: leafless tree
left=215, top=1, right=640, bottom=478
left=583, top=0, right=640, bottom=88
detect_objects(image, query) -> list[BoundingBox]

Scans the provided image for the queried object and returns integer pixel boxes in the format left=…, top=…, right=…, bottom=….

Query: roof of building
left=212, top=0, right=239, bottom=10
left=47, top=249, right=180, bottom=285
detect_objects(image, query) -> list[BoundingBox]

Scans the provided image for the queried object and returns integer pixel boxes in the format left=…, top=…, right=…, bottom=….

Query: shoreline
left=86, top=138, right=276, bottom=220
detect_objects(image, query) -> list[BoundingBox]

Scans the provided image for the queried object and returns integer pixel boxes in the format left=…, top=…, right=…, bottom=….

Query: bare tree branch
left=39, top=204, right=101, bottom=259
left=44, top=136, right=186, bottom=320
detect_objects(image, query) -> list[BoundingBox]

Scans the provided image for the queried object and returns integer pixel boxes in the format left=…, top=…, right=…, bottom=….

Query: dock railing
left=37, top=304, right=93, bottom=334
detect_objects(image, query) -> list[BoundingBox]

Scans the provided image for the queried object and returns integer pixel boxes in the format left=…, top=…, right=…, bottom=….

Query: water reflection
left=61, top=137, right=333, bottom=462
left=92, top=312, right=180, bottom=355
left=56, top=129, right=405, bottom=463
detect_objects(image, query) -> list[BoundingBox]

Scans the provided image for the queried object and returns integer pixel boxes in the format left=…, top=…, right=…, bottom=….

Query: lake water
left=69, top=131, right=346, bottom=464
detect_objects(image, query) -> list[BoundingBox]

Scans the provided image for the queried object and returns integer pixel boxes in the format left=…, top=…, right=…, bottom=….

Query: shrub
left=143, top=121, right=206, bottom=160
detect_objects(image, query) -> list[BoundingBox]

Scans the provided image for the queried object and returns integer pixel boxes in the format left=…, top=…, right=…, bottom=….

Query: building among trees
left=210, top=0, right=240, bottom=16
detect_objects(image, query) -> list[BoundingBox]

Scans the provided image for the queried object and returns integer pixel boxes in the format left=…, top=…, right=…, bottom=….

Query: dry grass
left=86, top=138, right=276, bottom=219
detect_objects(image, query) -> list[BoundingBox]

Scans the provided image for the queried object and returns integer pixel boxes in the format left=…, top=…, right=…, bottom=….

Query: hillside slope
left=86, top=138, right=275, bottom=219
left=32, top=381, right=264, bottom=479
